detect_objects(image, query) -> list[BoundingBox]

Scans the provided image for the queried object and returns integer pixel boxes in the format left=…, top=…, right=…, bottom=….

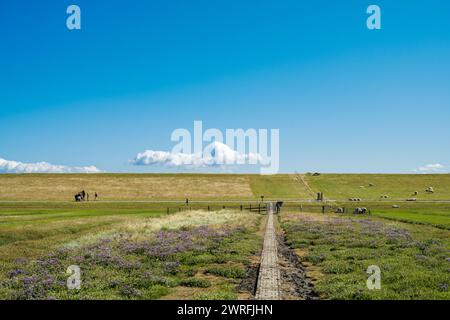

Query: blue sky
left=0, top=0, right=449, bottom=173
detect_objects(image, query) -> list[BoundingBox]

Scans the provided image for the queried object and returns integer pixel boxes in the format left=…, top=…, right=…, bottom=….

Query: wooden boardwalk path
left=255, top=203, right=281, bottom=300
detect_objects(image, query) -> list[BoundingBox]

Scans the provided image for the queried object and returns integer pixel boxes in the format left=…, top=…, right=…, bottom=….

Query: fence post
left=167, top=208, right=169, bottom=214
left=240, top=205, right=243, bottom=211
left=258, top=203, right=261, bottom=213
left=322, top=206, right=325, bottom=214
left=208, top=206, right=210, bottom=211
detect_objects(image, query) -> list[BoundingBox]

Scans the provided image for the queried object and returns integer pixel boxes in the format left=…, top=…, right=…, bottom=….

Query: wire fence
left=166, top=202, right=377, bottom=215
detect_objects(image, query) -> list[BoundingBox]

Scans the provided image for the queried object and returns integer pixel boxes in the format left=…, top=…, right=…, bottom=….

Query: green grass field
left=0, top=204, right=262, bottom=299
left=372, top=205, right=450, bottom=230
left=305, top=174, right=450, bottom=201
left=2, top=173, right=450, bottom=202
left=281, top=212, right=450, bottom=299
left=0, top=173, right=449, bottom=300
left=249, top=174, right=311, bottom=199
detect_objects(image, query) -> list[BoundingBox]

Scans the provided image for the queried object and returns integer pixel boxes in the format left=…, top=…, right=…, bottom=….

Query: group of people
left=74, top=190, right=98, bottom=202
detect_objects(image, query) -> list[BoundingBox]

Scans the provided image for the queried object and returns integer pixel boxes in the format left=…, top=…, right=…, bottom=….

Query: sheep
left=353, top=207, right=368, bottom=214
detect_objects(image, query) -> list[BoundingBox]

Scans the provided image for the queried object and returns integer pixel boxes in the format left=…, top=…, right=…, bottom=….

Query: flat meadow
left=371, top=203, right=450, bottom=230
left=0, top=205, right=262, bottom=299
left=280, top=212, right=450, bottom=299
left=0, top=173, right=449, bottom=300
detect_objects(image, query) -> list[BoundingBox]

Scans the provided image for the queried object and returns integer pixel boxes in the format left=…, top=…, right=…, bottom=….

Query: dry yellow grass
left=0, top=174, right=254, bottom=201
left=65, top=209, right=259, bottom=247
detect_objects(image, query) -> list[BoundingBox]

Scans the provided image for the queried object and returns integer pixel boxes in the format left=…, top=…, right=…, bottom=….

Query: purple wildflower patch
left=5, top=224, right=245, bottom=299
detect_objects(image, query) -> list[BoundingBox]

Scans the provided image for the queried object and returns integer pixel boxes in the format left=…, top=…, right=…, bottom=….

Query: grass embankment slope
left=0, top=174, right=253, bottom=201
left=303, top=174, right=450, bottom=229
left=248, top=174, right=312, bottom=199
left=305, top=174, right=450, bottom=201
left=1, top=173, right=450, bottom=202
left=0, top=173, right=311, bottom=201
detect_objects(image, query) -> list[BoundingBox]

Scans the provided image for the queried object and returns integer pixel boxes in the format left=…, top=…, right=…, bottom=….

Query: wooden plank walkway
left=255, top=203, right=281, bottom=300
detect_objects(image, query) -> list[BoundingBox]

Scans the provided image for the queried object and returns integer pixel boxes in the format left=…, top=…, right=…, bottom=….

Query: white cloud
left=0, top=158, right=101, bottom=173
left=414, top=163, right=445, bottom=173
left=131, top=141, right=261, bottom=168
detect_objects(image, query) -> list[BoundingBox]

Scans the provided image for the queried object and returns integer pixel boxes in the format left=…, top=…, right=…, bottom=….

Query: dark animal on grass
left=74, top=190, right=87, bottom=202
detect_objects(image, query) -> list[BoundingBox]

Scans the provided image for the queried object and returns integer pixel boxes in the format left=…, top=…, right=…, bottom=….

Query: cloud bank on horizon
left=0, top=158, right=101, bottom=174
left=414, top=163, right=446, bottom=173
left=131, top=141, right=261, bottom=168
